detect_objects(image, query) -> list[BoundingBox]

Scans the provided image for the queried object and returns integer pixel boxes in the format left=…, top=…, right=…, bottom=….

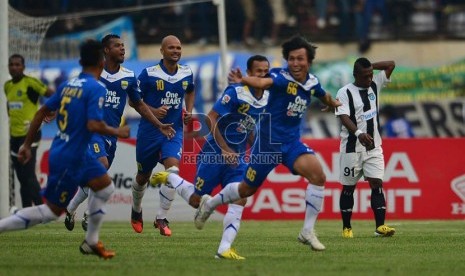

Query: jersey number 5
left=58, top=96, right=72, bottom=131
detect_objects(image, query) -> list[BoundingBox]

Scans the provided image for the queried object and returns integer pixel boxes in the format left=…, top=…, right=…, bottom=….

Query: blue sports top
left=137, top=60, right=194, bottom=138
left=206, top=84, right=269, bottom=155
left=45, top=72, right=106, bottom=166
left=100, top=66, right=141, bottom=128
left=259, top=67, right=326, bottom=143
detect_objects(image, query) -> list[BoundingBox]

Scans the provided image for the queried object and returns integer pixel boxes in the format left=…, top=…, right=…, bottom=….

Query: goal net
left=6, top=6, right=56, bottom=209
left=8, top=6, right=56, bottom=67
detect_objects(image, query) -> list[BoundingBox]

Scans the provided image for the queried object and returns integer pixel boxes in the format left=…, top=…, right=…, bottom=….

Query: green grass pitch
left=0, top=220, right=464, bottom=275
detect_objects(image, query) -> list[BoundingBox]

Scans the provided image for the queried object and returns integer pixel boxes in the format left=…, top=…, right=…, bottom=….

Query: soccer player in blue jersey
left=63, top=34, right=175, bottom=232
left=151, top=55, right=270, bottom=259
left=194, top=35, right=341, bottom=251
left=131, top=35, right=195, bottom=236
left=0, top=40, right=133, bottom=259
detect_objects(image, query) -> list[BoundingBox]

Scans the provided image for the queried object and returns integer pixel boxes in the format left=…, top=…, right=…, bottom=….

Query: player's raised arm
left=319, top=92, right=342, bottom=112
left=87, top=120, right=130, bottom=139
left=229, top=68, right=273, bottom=90
left=372, top=60, right=395, bottom=79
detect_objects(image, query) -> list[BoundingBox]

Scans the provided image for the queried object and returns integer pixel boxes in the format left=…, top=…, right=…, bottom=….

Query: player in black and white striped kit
left=335, top=58, right=396, bottom=238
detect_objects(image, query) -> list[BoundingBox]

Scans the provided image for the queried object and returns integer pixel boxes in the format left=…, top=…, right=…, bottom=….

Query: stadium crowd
left=9, top=0, right=465, bottom=53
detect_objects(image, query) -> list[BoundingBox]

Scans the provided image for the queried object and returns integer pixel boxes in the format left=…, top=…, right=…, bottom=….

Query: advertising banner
left=314, top=58, right=465, bottom=104
left=233, top=138, right=465, bottom=220
left=34, top=138, right=465, bottom=221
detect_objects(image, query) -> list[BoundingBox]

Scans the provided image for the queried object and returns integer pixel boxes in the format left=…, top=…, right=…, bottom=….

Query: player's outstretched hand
left=18, top=144, right=32, bottom=164
left=321, top=98, right=342, bottom=112
left=183, top=112, right=192, bottom=125
left=116, top=125, right=131, bottom=139
left=159, top=123, right=176, bottom=139
left=228, top=68, right=243, bottom=84
left=154, top=105, right=170, bottom=119
left=43, top=111, right=57, bottom=123
left=358, top=133, right=374, bottom=149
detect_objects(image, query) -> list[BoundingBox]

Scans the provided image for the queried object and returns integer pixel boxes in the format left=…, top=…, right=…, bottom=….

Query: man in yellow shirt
left=4, top=54, right=54, bottom=207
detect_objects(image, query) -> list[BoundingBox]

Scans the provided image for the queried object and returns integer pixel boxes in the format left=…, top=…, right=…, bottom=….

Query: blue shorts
left=244, top=138, right=315, bottom=187
left=44, top=152, right=107, bottom=208
left=136, top=132, right=182, bottom=174
left=194, top=148, right=247, bottom=196
left=88, top=135, right=117, bottom=167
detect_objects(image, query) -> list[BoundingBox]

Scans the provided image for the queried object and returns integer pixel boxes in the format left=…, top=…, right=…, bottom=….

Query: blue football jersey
left=137, top=60, right=194, bottom=138
left=259, top=67, right=326, bottom=142
left=45, top=72, right=106, bottom=166
left=205, top=84, right=268, bottom=154
left=100, top=66, right=141, bottom=128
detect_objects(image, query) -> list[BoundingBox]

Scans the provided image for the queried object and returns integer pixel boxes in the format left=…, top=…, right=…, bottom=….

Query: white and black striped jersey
left=335, top=70, right=390, bottom=153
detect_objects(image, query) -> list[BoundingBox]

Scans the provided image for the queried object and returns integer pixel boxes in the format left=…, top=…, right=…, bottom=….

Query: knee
left=238, top=182, right=257, bottom=198
left=368, top=178, right=383, bottom=189
left=45, top=202, right=64, bottom=218
left=17, top=173, right=28, bottom=184
left=309, top=173, right=326, bottom=186
left=342, top=185, right=355, bottom=195
left=189, top=194, right=201, bottom=208
left=95, top=182, right=115, bottom=201
left=166, top=166, right=179, bottom=174
left=135, top=173, right=150, bottom=185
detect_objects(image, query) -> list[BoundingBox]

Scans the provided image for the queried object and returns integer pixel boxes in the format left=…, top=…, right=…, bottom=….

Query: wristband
left=354, top=130, right=363, bottom=137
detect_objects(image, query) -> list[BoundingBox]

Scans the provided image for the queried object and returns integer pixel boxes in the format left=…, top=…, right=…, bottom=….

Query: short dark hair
left=246, top=55, right=269, bottom=71
left=80, top=39, right=104, bottom=67
left=9, top=54, right=25, bottom=65
left=101, top=34, right=120, bottom=48
left=354, top=57, right=372, bottom=74
left=281, top=35, right=317, bottom=62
